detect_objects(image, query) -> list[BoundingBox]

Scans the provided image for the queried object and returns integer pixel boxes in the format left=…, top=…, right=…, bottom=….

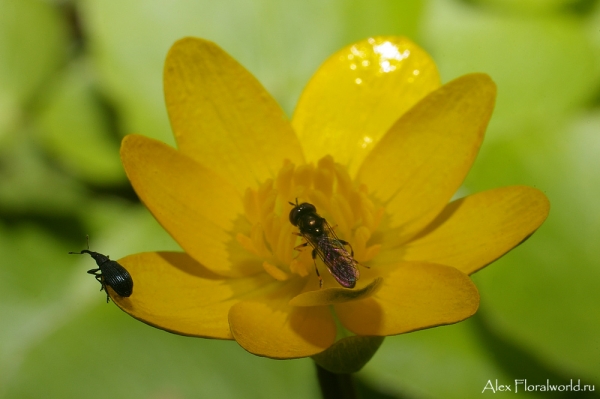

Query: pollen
left=239, top=156, right=384, bottom=282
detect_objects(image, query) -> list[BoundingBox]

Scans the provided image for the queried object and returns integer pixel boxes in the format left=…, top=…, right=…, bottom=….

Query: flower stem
left=315, top=363, right=359, bottom=399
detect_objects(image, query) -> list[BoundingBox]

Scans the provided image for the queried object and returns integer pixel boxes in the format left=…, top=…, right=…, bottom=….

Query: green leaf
left=36, top=62, right=126, bottom=185
left=0, top=131, right=86, bottom=213
left=460, top=0, right=584, bottom=15
left=0, top=0, right=67, bottom=133
left=468, top=112, right=600, bottom=385
left=340, top=0, right=425, bottom=44
left=313, top=335, right=384, bottom=374
left=422, top=0, right=600, bottom=145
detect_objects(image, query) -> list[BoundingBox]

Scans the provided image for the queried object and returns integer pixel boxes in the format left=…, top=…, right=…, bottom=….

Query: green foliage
left=0, top=0, right=67, bottom=133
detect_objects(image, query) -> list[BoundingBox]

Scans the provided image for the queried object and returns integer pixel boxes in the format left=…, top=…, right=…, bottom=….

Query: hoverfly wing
left=329, top=259, right=359, bottom=288
left=315, top=233, right=359, bottom=289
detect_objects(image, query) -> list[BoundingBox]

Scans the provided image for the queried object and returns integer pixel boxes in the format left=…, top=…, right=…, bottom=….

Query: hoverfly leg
left=338, top=239, right=371, bottom=269
left=338, top=239, right=353, bottom=256
left=294, top=241, right=309, bottom=251
left=311, top=248, right=323, bottom=288
left=291, top=241, right=306, bottom=260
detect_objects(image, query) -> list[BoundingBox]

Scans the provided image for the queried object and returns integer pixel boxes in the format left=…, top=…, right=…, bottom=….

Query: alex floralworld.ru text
left=482, top=379, right=595, bottom=393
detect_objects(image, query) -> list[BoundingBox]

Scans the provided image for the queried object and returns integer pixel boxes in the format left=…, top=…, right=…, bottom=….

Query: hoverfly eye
left=289, top=202, right=317, bottom=226
left=299, top=203, right=316, bottom=214
left=289, top=207, right=300, bottom=226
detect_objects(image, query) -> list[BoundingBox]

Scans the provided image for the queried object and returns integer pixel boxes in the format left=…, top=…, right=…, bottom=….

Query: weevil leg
left=89, top=271, right=110, bottom=302
left=94, top=276, right=110, bottom=303
left=311, top=248, right=323, bottom=288
left=92, top=273, right=103, bottom=285
left=87, top=269, right=107, bottom=287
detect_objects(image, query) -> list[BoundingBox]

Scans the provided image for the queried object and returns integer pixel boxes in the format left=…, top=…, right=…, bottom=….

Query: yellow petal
left=399, top=186, right=550, bottom=275
left=164, top=37, right=304, bottom=191
left=335, top=262, right=479, bottom=336
left=229, top=282, right=337, bottom=358
left=289, top=277, right=383, bottom=307
left=358, top=73, right=496, bottom=242
left=292, top=36, right=440, bottom=175
left=112, top=252, right=271, bottom=339
left=121, top=134, right=259, bottom=277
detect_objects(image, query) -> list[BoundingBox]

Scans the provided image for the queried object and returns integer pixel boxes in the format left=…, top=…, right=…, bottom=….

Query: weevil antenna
left=68, top=235, right=91, bottom=255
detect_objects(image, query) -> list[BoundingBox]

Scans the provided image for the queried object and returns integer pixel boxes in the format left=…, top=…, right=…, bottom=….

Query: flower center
left=237, top=155, right=383, bottom=283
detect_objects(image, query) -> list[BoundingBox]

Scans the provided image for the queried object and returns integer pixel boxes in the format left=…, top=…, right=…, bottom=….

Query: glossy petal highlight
left=400, top=186, right=551, bottom=274
left=120, top=134, right=257, bottom=277
left=113, top=252, right=271, bottom=339
left=358, top=73, right=496, bottom=243
left=164, top=37, right=304, bottom=191
left=335, top=262, right=479, bottom=336
left=229, top=284, right=337, bottom=358
left=292, top=36, right=440, bottom=174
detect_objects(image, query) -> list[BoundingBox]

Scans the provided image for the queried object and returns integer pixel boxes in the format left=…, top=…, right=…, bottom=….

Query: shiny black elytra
left=69, top=243, right=133, bottom=303
left=289, top=200, right=361, bottom=289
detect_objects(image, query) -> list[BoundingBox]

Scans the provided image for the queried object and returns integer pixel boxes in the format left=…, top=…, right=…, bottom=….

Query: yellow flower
left=116, top=37, right=549, bottom=360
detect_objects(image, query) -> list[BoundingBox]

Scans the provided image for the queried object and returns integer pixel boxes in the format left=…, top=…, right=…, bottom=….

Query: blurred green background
left=1, top=0, right=599, bottom=398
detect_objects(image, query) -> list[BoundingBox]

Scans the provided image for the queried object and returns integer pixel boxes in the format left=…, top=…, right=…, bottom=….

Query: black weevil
left=69, top=237, right=133, bottom=302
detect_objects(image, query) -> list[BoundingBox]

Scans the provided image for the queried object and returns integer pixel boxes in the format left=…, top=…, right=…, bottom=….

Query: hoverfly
left=289, top=200, right=361, bottom=288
